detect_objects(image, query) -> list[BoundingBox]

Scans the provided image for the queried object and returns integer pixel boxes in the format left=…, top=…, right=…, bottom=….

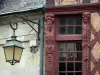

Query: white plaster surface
left=0, top=20, right=40, bottom=75
left=0, top=67, right=39, bottom=75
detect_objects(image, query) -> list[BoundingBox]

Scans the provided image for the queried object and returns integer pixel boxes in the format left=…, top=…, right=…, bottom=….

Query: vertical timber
left=45, top=13, right=55, bottom=75
left=82, top=12, right=91, bottom=75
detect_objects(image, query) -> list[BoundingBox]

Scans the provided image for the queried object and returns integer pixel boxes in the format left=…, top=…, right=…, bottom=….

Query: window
left=59, top=15, right=82, bottom=34
left=59, top=41, right=82, bottom=75
left=56, top=14, right=83, bottom=75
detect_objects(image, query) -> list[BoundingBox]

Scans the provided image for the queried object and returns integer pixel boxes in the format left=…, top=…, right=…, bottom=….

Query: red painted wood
left=45, top=13, right=55, bottom=75
left=45, top=2, right=100, bottom=75
left=56, top=35, right=82, bottom=41
left=46, top=3, right=100, bottom=13
left=82, top=12, right=91, bottom=75
left=45, top=13, right=91, bottom=75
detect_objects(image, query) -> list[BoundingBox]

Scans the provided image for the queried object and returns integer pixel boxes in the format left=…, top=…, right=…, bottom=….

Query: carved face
left=47, top=26, right=52, bottom=32
left=47, top=19, right=53, bottom=25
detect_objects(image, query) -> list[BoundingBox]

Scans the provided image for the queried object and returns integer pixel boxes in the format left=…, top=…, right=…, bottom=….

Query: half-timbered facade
left=45, top=0, right=100, bottom=75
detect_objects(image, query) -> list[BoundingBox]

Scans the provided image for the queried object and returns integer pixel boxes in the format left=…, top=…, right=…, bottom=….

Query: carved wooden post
left=45, top=13, right=55, bottom=75
left=82, top=12, right=91, bottom=75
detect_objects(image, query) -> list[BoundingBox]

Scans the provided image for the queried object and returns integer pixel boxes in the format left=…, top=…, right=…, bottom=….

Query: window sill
left=56, top=34, right=82, bottom=41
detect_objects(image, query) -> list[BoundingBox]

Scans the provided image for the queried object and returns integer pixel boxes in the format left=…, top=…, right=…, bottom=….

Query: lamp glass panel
left=4, top=46, right=14, bottom=61
left=14, top=47, right=23, bottom=61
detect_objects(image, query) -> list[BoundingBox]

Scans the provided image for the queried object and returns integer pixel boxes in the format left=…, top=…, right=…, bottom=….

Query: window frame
left=55, top=14, right=83, bottom=75
left=58, top=41, right=83, bottom=75
left=55, top=14, right=82, bottom=41
left=59, top=15, right=82, bottom=34
left=45, top=12, right=91, bottom=75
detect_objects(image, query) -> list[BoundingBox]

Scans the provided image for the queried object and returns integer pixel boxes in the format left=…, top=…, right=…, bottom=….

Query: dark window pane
left=67, top=43, right=74, bottom=61
left=60, top=27, right=66, bottom=34
left=67, top=43, right=74, bottom=51
left=76, top=17, right=82, bottom=25
left=67, top=52, right=74, bottom=58
left=67, top=73, right=74, bottom=75
left=60, top=18, right=66, bottom=25
left=59, top=53, right=66, bottom=61
left=60, top=43, right=66, bottom=51
left=60, top=53, right=66, bottom=57
left=75, top=52, right=82, bottom=61
left=59, top=73, right=66, bottom=75
left=59, top=63, right=66, bottom=71
left=75, top=62, right=82, bottom=71
left=59, top=57, right=66, bottom=61
left=67, top=52, right=74, bottom=61
left=75, top=72, right=82, bottom=75
left=67, top=27, right=74, bottom=34
left=76, top=42, right=82, bottom=51
left=75, top=26, right=82, bottom=34
left=67, top=17, right=74, bottom=25
left=67, top=62, right=74, bottom=71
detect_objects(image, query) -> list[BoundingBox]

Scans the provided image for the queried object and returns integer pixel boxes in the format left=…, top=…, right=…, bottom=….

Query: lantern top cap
left=3, top=39, right=24, bottom=49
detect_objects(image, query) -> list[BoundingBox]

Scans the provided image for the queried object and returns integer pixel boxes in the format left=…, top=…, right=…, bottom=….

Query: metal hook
left=10, top=20, right=18, bottom=31
left=9, top=16, right=18, bottom=36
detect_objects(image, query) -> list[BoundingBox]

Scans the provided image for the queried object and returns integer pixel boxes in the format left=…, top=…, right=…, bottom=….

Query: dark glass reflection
left=67, top=17, right=74, bottom=25
left=75, top=72, right=82, bottom=75
left=59, top=63, right=66, bottom=71
left=67, top=27, right=74, bottom=34
left=75, top=62, right=82, bottom=71
left=75, top=26, right=82, bottom=34
left=60, top=43, right=66, bottom=51
left=76, top=42, right=82, bottom=51
left=60, top=27, right=66, bottom=34
left=59, top=53, right=66, bottom=61
left=76, top=17, right=82, bottom=25
left=67, top=52, right=74, bottom=60
left=59, top=73, right=66, bottom=75
left=67, top=73, right=74, bottom=75
left=67, top=43, right=74, bottom=51
left=75, top=52, right=82, bottom=61
left=60, top=18, right=66, bottom=25
left=67, top=62, right=74, bottom=71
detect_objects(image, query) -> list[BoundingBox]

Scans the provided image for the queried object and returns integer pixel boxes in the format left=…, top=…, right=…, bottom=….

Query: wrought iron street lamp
left=3, top=22, right=24, bottom=65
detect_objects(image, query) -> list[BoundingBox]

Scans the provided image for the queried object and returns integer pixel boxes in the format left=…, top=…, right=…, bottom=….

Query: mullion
left=66, top=17, right=74, bottom=34
left=66, top=18, right=68, bottom=34
left=66, top=51, right=82, bottom=52
left=74, top=17, right=76, bottom=34
left=75, top=16, right=82, bottom=34
left=59, top=61, right=82, bottom=62
left=67, top=71, right=82, bottom=72
left=66, top=42, right=68, bottom=74
left=74, top=42, right=75, bottom=75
